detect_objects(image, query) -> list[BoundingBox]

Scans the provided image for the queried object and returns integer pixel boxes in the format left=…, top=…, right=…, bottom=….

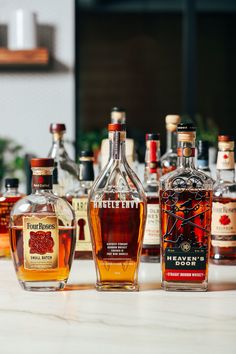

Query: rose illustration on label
left=38, top=176, right=44, bottom=184
left=29, top=231, right=54, bottom=254
left=223, top=154, right=229, bottom=160
left=219, top=214, right=231, bottom=226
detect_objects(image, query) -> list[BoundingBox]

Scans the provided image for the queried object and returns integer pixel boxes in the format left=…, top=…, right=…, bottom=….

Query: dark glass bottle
left=197, top=140, right=211, bottom=177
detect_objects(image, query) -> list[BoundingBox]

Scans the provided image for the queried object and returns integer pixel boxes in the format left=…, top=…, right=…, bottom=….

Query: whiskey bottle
left=211, top=135, right=236, bottom=264
left=0, top=178, right=23, bottom=258
left=197, top=140, right=211, bottom=177
left=160, top=123, right=213, bottom=291
left=9, top=158, right=76, bottom=291
left=66, top=150, right=94, bottom=260
left=88, top=123, right=147, bottom=291
left=161, top=115, right=181, bottom=175
left=141, top=133, right=161, bottom=263
left=48, top=123, right=79, bottom=196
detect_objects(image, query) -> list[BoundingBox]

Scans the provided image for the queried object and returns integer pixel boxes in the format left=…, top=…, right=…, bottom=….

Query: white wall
left=0, top=0, right=75, bottom=157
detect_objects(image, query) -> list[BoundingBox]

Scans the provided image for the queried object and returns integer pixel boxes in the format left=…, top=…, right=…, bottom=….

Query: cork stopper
left=177, top=123, right=196, bottom=142
left=111, top=107, right=126, bottom=124
left=50, top=123, right=66, bottom=133
left=218, top=135, right=234, bottom=151
left=165, top=115, right=181, bottom=132
left=31, top=158, right=54, bottom=168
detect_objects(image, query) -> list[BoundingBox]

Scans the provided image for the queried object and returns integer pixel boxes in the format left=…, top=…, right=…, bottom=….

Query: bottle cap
left=31, top=158, right=54, bottom=168
left=145, top=133, right=160, bottom=141
left=108, top=123, right=126, bottom=132
left=165, top=115, right=181, bottom=125
left=177, top=123, right=196, bottom=132
left=218, top=135, right=234, bottom=142
left=79, top=150, right=94, bottom=158
left=50, top=123, right=66, bottom=133
left=5, top=178, right=19, bottom=188
left=111, top=107, right=126, bottom=124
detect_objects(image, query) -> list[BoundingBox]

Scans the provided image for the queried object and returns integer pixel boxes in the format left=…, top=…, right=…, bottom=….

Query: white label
left=216, top=151, right=235, bottom=170
left=143, top=203, right=160, bottom=245
left=211, top=202, right=236, bottom=238
left=72, top=197, right=92, bottom=252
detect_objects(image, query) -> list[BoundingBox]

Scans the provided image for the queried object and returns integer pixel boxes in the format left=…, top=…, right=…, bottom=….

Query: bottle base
left=162, top=281, right=208, bottom=292
left=96, top=281, right=139, bottom=292
left=19, top=280, right=66, bottom=292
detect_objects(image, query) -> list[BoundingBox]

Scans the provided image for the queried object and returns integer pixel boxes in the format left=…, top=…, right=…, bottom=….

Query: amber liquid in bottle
left=89, top=201, right=145, bottom=289
left=10, top=218, right=75, bottom=282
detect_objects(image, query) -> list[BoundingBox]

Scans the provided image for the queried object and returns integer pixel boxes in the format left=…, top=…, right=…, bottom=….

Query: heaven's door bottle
left=88, top=123, right=146, bottom=291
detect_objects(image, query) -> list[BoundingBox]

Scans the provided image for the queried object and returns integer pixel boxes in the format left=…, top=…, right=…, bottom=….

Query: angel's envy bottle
left=88, top=123, right=146, bottom=291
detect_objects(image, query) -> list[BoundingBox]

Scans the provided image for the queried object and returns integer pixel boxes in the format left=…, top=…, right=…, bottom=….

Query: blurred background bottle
left=197, top=140, right=211, bottom=177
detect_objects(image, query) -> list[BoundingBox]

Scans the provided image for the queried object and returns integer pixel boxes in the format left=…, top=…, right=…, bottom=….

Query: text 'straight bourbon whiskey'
left=66, top=150, right=94, bottom=260
left=88, top=123, right=146, bottom=291
left=161, top=115, right=181, bottom=175
left=141, top=133, right=161, bottom=263
left=211, top=136, right=236, bottom=264
left=160, top=124, right=213, bottom=291
left=0, top=178, right=23, bottom=257
left=9, top=158, right=76, bottom=291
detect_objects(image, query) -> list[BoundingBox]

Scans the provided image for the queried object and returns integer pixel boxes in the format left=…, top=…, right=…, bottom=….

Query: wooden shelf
left=0, top=48, right=49, bottom=67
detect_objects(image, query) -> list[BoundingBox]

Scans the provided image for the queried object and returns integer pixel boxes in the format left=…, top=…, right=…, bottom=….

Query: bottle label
left=177, top=148, right=195, bottom=157
left=32, top=175, right=52, bottom=190
left=216, top=151, right=235, bottom=170
left=72, top=198, right=92, bottom=251
left=23, top=216, right=59, bottom=270
left=211, top=202, right=236, bottom=246
left=143, top=203, right=160, bottom=245
left=93, top=200, right=139, bottom=208
left=165, top=247, right=207, bottom=281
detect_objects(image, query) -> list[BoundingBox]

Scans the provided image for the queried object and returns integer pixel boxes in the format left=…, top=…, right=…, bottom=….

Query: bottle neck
left=144, top=140, right=161, bottom=184
left=80, top=161, right=94, bottom=182
left=216, top=148, right=235, bottom=183
left=32, top=168, right=53, bottom=193
left=177, top=140, right=196, bottom=169
left=109, top=131, right=126, bottom=161
left=4, top=187, right=19, bottom=196
left=49, top=133, right=70, bottom=160
left=166, top=129, right=177, bottom=153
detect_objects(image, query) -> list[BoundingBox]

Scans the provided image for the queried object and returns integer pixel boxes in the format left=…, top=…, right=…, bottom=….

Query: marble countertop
left=0, top=260, right=236, bottom=354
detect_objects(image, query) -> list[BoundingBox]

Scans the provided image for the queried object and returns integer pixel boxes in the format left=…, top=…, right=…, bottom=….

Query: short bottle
left=48, top=123, right=79, bottom=196
left=66, top=150, right=94, bottom=260
left=160, top=123, right=213, bottom=291
left=0, top=178, right=23, bottom=258
left=197, top=140, right=211, bottom=177
left=88, top=123, right=147, bottom=291
left=9, top=158, right=76, bottom=291
left=141, top=133, right=161, bottom=263
left=211, top=135, right=236, bottom=264
left=161, top=114, right=181, bottom=175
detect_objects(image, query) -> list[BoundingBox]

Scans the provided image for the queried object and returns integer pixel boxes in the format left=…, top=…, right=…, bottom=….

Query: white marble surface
left=0, top=260, right=236, bottom=354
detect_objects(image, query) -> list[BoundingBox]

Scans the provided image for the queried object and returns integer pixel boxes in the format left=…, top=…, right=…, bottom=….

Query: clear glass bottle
left=161, top=115, right=181, bottom=175
left=211, top=135, right=236, bottom=264
left=0, top=178, right=23, bottom=258
left=66, top=150, right=94, bottom=260
left=197, top=140, right=211, bottom=177
left=48, top=123, right=79, bottom=196
left=141, top=133, right=161, bottom=263
left=9, top=158, right=76, bottom=291
left=160, top=123, right=213, bottom=291
left=88, top=123, right=147, bottom=291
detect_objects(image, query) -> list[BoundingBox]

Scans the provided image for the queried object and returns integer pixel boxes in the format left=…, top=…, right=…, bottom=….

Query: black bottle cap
left=177, top=123, right=196, bottom=132
left=198, top=140, right=209, bottom=160
left=146, top=133, right=160, bottom=141
left=111, top=107, right=126, bottom=113
left=79, top=150, right=94, bottom=158
left=5, top=178, right=19, bottom=188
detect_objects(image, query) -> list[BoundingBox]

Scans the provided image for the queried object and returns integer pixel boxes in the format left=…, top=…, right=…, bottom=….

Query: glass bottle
left=88, top=123, right=147, bottom=291
left=48, top=123, right=79, bottom=196
left=161, top=115, right=181, bottom=175
left=0, top=178, right=23, bottom=258
left=160, top=123, right=213, bottom=291
left=9, top=158, right=76, bottom=291
left=141, top=133, right=161, bottom=263
left=211, top=135, right=236, bottom=264
left=66, top=150, right=94, bottom=260
left=197, top=140, right=211, bottom=177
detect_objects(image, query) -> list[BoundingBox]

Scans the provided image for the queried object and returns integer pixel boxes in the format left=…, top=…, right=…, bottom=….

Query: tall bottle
left=66, top=150, right=94, bottom=260
left=160, top=124, right=213, bottom=291
left=100, top=107, right=136, bottom=170
left=141, top=133, right=161, bottom=263
left=88, top=123, right=147, bottom=291
left=197, top=140, right=211, bottom=177
left=9, top=158, right=76, bottom=291
left=161, top=115, right=181, bottom=174
left=211, top=135, right=236, bottom=264
left=48, top=123, right=79, bottom=196
left=0, top=178, right=23, bottom=257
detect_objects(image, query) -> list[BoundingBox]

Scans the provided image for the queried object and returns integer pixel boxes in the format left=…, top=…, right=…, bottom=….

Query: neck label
left=177, top=147, right=195, bottom=157
left=32, top=175, right=52, bottom=190
left=216, top=151, right=235, bottom=170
